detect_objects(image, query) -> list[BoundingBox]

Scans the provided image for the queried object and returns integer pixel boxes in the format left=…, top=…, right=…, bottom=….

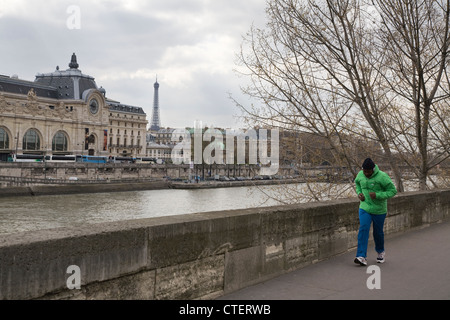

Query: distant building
left=145, top=141, right=172, bottom=162
left=152, top=128, right=176, bottom=146
left=146, top=128, right=176, bottom=163
left=107, top=101, right=148, bottom=158
left=0, top=53, right=148, bottom=161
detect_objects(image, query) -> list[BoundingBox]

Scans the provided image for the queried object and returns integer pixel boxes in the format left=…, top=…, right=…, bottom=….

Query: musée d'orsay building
left=0, top=53, right=148, bottom=162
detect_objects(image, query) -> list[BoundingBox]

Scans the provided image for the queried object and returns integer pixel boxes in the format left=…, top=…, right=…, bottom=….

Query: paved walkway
left=218, top=219, right=450, bottom=300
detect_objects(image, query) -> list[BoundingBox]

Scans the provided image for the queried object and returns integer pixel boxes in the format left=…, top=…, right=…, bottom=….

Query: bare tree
left=373, top=0, right=450, bottom=190
left=233, top=0, right=450, bottom=197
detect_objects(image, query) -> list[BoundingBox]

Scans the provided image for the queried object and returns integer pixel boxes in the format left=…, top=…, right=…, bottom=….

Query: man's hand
left=369, top=192, right=376, bottom=200
left=358, top=193, right=365, bottom=201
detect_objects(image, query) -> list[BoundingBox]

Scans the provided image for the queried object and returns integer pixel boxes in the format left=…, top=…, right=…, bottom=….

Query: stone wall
left=0, top=162, right=297, bottom=184
left=0, top=189, right=448, bottom=300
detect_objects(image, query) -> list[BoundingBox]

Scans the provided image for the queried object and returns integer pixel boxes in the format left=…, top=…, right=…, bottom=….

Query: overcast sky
left=0, top=0, right=267, bottom=129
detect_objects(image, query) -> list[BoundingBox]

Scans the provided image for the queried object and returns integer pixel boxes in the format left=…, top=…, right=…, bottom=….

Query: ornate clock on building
left=89, top=98, right=99, bottom=115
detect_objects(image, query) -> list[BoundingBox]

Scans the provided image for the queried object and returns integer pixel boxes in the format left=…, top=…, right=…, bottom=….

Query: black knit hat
left=362, top=158, right=375, bottom=170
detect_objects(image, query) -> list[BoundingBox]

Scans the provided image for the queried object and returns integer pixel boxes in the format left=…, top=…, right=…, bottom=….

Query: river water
left=0, top=184, right=304, bottom=235
left=1, top=177, right=430, bottom=236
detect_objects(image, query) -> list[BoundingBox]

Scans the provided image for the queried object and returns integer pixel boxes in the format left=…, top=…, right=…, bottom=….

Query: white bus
left=44, top=155, right=76, bottom=162
left=12, top=154, right=45, bottom=162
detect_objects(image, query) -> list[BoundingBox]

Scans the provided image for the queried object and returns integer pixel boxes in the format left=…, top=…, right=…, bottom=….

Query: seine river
left=0, top=175, right=429, bottom=235
left=0, top=184, right=302, bottom=235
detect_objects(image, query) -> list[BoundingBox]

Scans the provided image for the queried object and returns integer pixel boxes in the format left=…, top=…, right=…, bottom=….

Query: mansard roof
left=0, top=53, right=97, bottom=100
left=0, top=53, right=146, bottom=116
left=34, top=53, right=98, bottom=100
left=0, top=75, right=58, bottom=99
left=107, top=101, right=146, bottom=115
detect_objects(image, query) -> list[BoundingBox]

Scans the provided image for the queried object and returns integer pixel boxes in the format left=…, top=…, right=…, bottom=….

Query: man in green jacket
left=354, top=158, right=397, bottom=266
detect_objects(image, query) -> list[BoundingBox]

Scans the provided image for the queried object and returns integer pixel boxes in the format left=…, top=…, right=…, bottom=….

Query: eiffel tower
left=150, top=77, right=161, bottom=131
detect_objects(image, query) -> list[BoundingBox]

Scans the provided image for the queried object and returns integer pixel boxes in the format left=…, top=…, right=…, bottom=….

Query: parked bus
left=109, top=156, right=136, bottom=163
left=12, top=154, right=45, bottom=162
left=135, top=157, right=157, bottom=164
left=44, top=155, right=76, bottom=162
left=75, top=155, right=108, bottom=163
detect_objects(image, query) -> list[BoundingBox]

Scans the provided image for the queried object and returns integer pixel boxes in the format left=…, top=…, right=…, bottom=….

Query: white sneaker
left=354, top=256, right=367, bottom=266
left=377, top=251, right=385, bottom=263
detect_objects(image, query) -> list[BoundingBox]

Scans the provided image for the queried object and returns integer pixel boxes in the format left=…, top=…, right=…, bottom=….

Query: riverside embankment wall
left=0, top=189, right=448, bottom=300
left=0, top=162, right=299, bottom=186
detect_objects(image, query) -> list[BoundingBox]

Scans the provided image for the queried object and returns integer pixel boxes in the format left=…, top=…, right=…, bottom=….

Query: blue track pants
left=356, top=208, right=387, bottom=258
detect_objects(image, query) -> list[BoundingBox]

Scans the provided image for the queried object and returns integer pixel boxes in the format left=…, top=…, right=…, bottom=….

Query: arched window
left=0, top=128, right=9, bottom=150
left=52, top=131, right=68, bottom=152
left=23, top=129, right=41, bottom=151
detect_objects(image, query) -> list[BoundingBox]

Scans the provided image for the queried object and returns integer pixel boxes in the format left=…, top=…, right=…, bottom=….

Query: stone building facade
left=0, top=53, right=148, bottom=161
left=108, top=102, right=147, bottom=157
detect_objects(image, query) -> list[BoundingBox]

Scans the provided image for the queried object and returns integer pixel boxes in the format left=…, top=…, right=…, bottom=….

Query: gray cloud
left=0, top=0, right=267, bottom=129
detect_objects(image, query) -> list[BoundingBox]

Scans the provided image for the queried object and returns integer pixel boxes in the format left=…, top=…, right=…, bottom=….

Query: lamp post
left=44, top=145, right=47, bottom=179
left=15, top=131, right=19, bottom=156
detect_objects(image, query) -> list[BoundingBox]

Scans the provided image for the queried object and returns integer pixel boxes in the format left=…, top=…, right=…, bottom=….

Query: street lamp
left=44, top=145, right=47, bottom=179
left=15, top=131, right=19, bottom=156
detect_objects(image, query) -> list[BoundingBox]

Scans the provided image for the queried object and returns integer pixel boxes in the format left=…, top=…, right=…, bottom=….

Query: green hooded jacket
left=354, top=165, right=397, bottom=215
